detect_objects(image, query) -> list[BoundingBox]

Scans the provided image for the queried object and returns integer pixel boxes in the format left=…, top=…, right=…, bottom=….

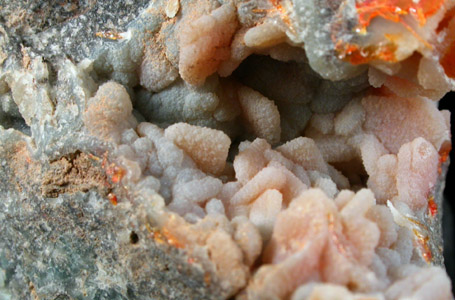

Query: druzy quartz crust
left=0, top=0, right=454, bottom=299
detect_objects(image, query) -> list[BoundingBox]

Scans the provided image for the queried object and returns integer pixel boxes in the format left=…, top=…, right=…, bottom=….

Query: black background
left=440, top=91, right=455, bottom=290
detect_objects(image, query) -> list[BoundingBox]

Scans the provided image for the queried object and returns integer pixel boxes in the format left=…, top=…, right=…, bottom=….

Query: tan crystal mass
left=164, top=122, right=231, bottom=175
left=4, top=0, right=454, bottom=298
left=237, top=85, right=281, bottom=145
left=178, top=3, right=238, bottom=86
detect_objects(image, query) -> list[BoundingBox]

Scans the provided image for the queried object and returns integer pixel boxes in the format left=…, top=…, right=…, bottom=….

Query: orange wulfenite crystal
left=161, top=228, right=185, bottom=249
left=269, top=0, right=294, bottom=29
left=356, top=0, right=445, bottom=30
left=438, top=147, right=451, bottom=174
left=151, top=230, right=166, bottom=245
left=427, top=195, right=437, bottom=217
left=335, top=41, right=397, bottom=64
left=106, top=164, right=126, bottom=184
left=95, top=30, right=124, bottom=40
left=108, top=193, right=118, bottom=206
left=413, top=229, right=433, bottom=263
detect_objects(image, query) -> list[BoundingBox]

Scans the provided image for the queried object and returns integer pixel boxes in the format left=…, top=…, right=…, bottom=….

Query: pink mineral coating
left=172, top=176, right=223, bottom=204
left=237, top=85, right=281, bottom=144
left=205, top=229, right=249, bottom=295
left=263, top=189, right=335, bottom=264
left=247, top=189, right=382, bottom=298
left=367, top=154, right=399, bottom=204
left=232, top=216, right=263, bottom=267
left=418, top=56, right=454, bottom=95
left=385, top=267, right=452, bottom=300
left=249, top=189, right=283, bottom=241
left=362, top=95, right=450, bottom=153
left=360, top=134, right=388, bottom=175
left=178, top=3, right=238, bottom=86
left=360, top=135, right=401, bottom=204
left=164, top=122, right=231, bottom=175
left=234, top=139, right=270, bottom=184
left=264, top=148, right=295, bottom=171
left=305, top=133, right=357, bottom=163
left=327, top=165, right=350, bottom=190
left=334, top=190, right=355, bottom=210
left=277, top=137, right=328, bottom=173
left=334, top=99, right=365, bottom=136
left=337, top=189, right=380, bottom=267
left=84, top=81, right=136, bottom=142
left=158, top=213, right=248, bottom=296
left=308, top=113, right=334, bottom=135
left=139, top=44, right=178, bottom=92
left=244, top=22, right=286, bottom=49
left=218, top=28, right=253, bottom=77
left=367, top=205, right=398, bottom=248
left=292, top=283, right=383, bottom=300
left=230, top=166, right=287, bottom=206
left=376, top=55, right=448, bottom=101
left=205, top=198, right=226, bottom=215
left=266, top=161, right=307, bottom=203
left=249, top=190, right=332, bottom=299
left=396, top=137, right=439, bottom=210
left=214, top=79, right=242, bottom=122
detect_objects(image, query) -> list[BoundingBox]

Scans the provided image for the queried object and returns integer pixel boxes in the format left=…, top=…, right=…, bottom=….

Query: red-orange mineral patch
left=440, top=39, right=455, bottom=78
left=335, top=41, right=397, bottom=64
left=427, top=195, right=437, bottom=217
left=436, top=5, right=455, bottom=32
left=413, top=228, right=433, bottom=263
left=105, top=164, right=126, bottom=184
left=108, top=193, right=118, bottom=206
left=356, top=0, right=445, bottom=30
left=438, top=146, right=451, bottom=174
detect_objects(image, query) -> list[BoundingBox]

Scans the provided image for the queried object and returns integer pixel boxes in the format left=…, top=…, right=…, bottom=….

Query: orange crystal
left=356, top=0, right=445, bottom=30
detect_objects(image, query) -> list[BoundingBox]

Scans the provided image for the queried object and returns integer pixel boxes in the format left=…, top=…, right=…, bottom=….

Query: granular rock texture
left=0, top=130, right=221, bottom=300
left=0, top=0, right=454, bottom=299
left=41, top=151, right=109, bottom=198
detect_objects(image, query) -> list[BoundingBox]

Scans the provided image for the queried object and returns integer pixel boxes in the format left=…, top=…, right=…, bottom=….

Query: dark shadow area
left=0, top=115, right=31, bottom=135
left=439, top=91, right=455, bottom=292
left=0, top=97, right=31, bottom=135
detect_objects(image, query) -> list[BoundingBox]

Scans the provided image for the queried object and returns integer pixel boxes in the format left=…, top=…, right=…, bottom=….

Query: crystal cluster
left=0, top=0, right=454, bottom=299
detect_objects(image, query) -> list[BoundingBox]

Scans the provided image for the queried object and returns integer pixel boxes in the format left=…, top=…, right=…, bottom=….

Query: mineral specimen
left=0, top=0, right=454, bottom=299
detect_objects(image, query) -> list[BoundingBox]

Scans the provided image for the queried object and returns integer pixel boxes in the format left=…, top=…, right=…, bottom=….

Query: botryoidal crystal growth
left=0, top=0, right=454, bottom=299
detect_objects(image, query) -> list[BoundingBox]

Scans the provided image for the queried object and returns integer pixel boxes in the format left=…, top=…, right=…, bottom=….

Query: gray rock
left=0, top=129, right=221, bottom=300
left=0, top=0, right=150, bottom=64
